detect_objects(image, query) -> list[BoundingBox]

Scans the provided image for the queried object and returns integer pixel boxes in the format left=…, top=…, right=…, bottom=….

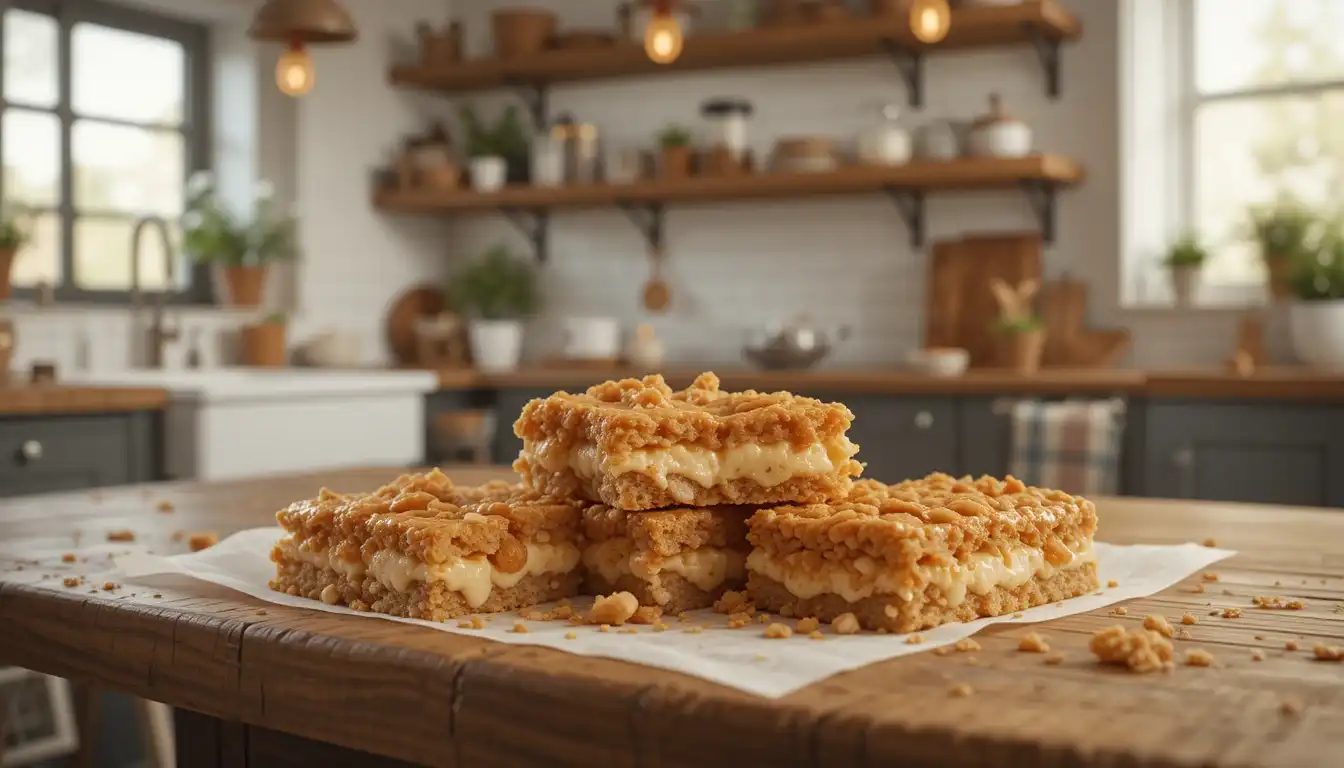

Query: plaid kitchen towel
left=1008, top=399, right=1126, bottom=496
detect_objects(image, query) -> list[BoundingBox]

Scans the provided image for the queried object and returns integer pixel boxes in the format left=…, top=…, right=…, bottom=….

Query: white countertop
left=65, top=368, right=439, bottom=404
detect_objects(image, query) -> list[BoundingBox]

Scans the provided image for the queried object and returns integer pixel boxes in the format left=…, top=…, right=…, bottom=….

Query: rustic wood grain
left=0, top=384, right=167, bottom=415
left=2, top=467, right=1344, bottom=767
left=388, top=1, right=1079, bottom=93
left=428, top=366, right=1344, bottom=402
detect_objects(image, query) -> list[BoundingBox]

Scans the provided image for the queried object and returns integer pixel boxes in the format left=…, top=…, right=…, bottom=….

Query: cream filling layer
left=747, top=540, right=1095, bottom=608
left=524, top=437, right=858, bottom=499
left=276, top=535, right=581, bottom=609
left=582, top=537, right=747, bottom=593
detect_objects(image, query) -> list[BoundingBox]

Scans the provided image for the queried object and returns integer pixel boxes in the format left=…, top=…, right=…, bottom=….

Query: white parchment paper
left=116, top=529, right=1234, bottom=698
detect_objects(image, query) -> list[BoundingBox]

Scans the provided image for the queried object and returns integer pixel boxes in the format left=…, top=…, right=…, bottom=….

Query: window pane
left=1193, top=92, right=1344, bottom=285
left=74, top=216, right=183, bottom=291
left=1196, top=0, right=1344, bottom=94
left=4, top=9, right=58, bottom=107
left=9, top=211, right=62, bottom=287
left=72, top=23, right=184, bottom=124
left=73, top=121, right=184, bottom=215
left=2, top=109, right=61, bottom=207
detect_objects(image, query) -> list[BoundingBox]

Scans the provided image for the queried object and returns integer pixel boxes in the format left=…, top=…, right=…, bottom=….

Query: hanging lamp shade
left=248, top=0, right=358, bottom=44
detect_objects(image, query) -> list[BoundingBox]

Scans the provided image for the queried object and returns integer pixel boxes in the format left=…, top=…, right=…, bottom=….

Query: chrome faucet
left=129, top=215, right=181, bottom=369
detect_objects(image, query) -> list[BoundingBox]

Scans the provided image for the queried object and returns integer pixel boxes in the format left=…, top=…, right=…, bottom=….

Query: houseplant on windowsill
left=1250, top=198, right=1319, bottom=301
left=1286, top=231, right=1344, bottom=370
left=0, top=207, right=31, bottom=301
left=182, top=172, right=299, bottom=308
left=240, top=312, right=288, bottom=367
left=448, top=244, right=539, bottom=372
left=990, top=278, right=1045, bottom=374
left=657, top=124, right=693, bottom=178
left=1163, top=234, right=1208, bottom=307
left=459, top=104, right=530, bottom=192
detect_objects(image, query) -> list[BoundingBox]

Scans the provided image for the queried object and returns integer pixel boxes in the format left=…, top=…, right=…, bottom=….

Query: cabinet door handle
left=914, top=411, right=934, bottom=430
left=19, top=440, right=43, bottom=463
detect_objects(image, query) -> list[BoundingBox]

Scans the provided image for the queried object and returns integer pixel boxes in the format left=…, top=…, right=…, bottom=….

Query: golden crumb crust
left=513, top=371, right=857, bottom=455
left=274, top=468, right=583, bottom=564
left=747, top=473, right=1097, bottom=567
left=582, top=503, right=752, bottom=557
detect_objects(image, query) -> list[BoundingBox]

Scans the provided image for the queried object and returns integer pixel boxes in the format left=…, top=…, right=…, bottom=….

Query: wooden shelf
left=388, top=0, right=1080, bottom=115
left=374, top=155, right=1083, bottom=259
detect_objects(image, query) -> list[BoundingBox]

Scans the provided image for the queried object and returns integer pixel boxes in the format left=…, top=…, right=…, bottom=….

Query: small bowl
left=907, top=347, right=969, bottom=378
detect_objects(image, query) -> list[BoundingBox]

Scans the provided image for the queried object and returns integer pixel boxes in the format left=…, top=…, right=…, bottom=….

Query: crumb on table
left=1089, top=625, right=1174, bottom=673
left=188, top=531, right=218, bottom=552
left=100, top=582, right=117, bottom=591
left=1106, top=579, right=1119, bottom=588
left=1251, top=649, right=1265, bottom=662
left=1280, top=699, right=1302, bottom=716
left=1184, top=649, right=1215, bottom=667
left=1285, top=640, right=1299, bottom=651
left=795, top=616, right=820, bottom=634
left=1018, top=632, right=1050, bottom=653
left=1313, top=644, right=1343, bottom=661
left=588, top=591, right=639, bottom=626
left=1222, top=607, right=1242, bottom=619
left=954, top=638, right=981, bottom=653
left=106, top=529, right=135, bottom=542
left=1181, top=614, right=1198, bottom=625
left=1143, top=615, right=1175, bottom=638
left=765, top=622, right=793, bottom=639
left=1043, top=652, right=1066, bottom=665
left=1252, top=596, right=1305, bottom=610
left=62, top=577, right=80, bottom=588
left=60, top=553, right=76, bottom=563
left=1202, top=538, right=1217, bottom=547
left=1203, top=572, right=1219, bottom=582
left=949, top=683, right=973, bottom=698
left=1110, top=606, right=1128, bottom=616
left=156, top=500, right=175, bottom=513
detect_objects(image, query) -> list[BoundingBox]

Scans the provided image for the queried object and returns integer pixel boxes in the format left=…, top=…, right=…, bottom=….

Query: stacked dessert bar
left=271, top=371, right=1099, bottom=632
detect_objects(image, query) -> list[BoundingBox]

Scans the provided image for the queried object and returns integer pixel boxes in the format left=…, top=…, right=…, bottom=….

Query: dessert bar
left=745, top=474, right=1099, bottom=633
left=270, top=469, right=584, bottom=621
left=582, top=502, right=752, bottom=614
left=513, top=372, right=862, bottom=511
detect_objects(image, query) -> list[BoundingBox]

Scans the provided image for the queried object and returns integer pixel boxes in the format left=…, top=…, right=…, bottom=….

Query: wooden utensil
left=642, top=245, right=671, bottom=312
left=923, top=233, right=1042, bottom=367
left=386, top=285, right=446, bottom=365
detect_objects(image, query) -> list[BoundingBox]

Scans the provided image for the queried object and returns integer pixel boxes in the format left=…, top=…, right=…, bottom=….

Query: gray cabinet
left=0, top=413, right=159, bottom=498
left=959, top=397, right=1013, bottom=478
left=492, top=388, right=555, bottom=466
left=831, top=395, right=958, bottom=484
left=1140, top=401, right=1344, bottom=507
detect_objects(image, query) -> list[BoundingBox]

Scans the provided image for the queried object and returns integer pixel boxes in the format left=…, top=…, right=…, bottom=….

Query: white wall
left=3, top=0, right=1295, bottom=374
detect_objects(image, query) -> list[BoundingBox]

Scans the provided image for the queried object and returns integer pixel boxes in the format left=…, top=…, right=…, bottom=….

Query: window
left=0, top=0, right=211, bottom=302
left=1121, top=0, right=1344, bottom=306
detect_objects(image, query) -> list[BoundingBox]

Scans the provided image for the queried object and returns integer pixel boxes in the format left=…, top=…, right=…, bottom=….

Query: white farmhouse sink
left=68, top=368, right=438, bottom=481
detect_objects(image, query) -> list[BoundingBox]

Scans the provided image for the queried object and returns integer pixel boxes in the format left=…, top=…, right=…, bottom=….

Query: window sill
left=0, top=300, right=267, bottom=318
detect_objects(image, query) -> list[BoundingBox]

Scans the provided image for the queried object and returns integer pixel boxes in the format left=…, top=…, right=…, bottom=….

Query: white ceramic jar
left=562, top=316, right=621, bottom=360
left=1290, top=299, right=1344, bottom=370
left=469, top=156, right=507, bottom=192
left=857, top=104, right=912, bottom=166
left=701, top=97, right=753, bottom=163
left=966, top=93, right=1033, bottom=158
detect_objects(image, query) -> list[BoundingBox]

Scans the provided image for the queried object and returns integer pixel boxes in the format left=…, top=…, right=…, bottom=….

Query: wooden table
left=2, top=467, right=1343, bottom=767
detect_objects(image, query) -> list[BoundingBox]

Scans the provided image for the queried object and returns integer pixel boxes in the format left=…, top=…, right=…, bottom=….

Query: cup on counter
left=562, top=317, right=621, bottom=361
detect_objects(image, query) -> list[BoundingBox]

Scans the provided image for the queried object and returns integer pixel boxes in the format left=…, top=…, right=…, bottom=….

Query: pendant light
left=644, top=0, right=684, bottom=65
left=248, top=0, right=358, bottom=97
left=909, top=0, right=951, bottom=44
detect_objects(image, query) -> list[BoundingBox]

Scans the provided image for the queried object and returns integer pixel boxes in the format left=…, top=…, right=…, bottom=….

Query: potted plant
left=183, top=173, right=298, bottom=308
left=1163, top=234, right=1208, bottom=307
left=1250, top=198, right=1319, bottom=301
left=657, top=124, right=693, bottom=178
left=459, top=104, right=530, bottom=192
left=990, top=278, right=1045, bottom=373
left=0, top=207, right=30, bottom=301
left=1287, top=231, right=1344, bottom=370
left=448, top=244, right=539, bottom=372
left=239, top=312, right=288, bottom=367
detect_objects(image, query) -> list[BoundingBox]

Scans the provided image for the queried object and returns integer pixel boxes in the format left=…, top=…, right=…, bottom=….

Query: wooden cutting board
left=1039, top=276, right=1131, bottom=368
left=924, top=233, right=1042, bottom=368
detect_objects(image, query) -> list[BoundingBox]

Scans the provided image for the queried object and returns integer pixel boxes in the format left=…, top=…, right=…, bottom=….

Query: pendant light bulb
left=276, top=41, right=315, bottom=97
left=909, top=0, right=951, bottom=44
left=644, top=2, right=684, bottom=65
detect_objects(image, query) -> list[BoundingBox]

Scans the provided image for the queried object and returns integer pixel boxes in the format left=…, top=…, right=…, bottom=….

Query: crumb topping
left=582, top=502, right=750, bottom=556
left=513, top=372, right=858, bottom=454
left=1090, top=625, right=1174, bottom=673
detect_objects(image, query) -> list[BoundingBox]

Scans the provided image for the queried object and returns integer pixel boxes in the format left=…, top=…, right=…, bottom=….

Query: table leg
left=69, top=682, right=101, bottom=768
left=173, top=709, right=418, bottom=768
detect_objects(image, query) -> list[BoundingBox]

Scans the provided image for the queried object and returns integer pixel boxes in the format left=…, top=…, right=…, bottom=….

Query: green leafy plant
left=1249, top=197, right=1320, bottom=263
left=260, top=311, right=287, bottom=325
left=1163, top=234, right=1208, bottom=269
left=657, top=124, right=692, bottom=149
left=448, top=244, right=539, bottom=320
left=458, top=104, right=530, bottom=160
left=993, top=315, right=1043, bottom=334
left=182, top=173, right=298, bottom=267
left=1289, top=230, right=1344, bottom=301
left=0, top=206, right=31, bottom=251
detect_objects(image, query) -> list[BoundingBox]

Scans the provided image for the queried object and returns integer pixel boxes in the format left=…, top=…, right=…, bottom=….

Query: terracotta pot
left=660, top=145, right=692, bottom=178
left=1266, top=254, right=1294, bottom=301
left=222, top=265, right=268, bottom=307
left=240, top=322, right=287, bottom=367
left=0, top=248, right=14, bottom=300
left=491, top=9, right=557, bottom=58
left=1001, top=328, right=1046, bottom=374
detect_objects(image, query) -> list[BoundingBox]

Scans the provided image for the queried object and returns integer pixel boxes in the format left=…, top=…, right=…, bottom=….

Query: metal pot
left=742, top=315, right=850, bottom=370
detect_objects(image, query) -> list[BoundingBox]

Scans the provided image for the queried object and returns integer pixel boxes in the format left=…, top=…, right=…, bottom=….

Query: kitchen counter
left=428, top=366, right=1344, bottom=400
left=0, top=381, right=168, bottom=415
left=3, top=466, right=1343, bottom=767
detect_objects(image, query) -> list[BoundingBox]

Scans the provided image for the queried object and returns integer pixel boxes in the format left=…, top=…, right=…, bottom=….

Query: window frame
left=0, top=0, right=213, bottom=305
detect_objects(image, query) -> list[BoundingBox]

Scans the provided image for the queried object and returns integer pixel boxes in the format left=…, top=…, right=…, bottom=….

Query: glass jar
left=700, top=98, right=753, bottom=163
left=857, top=103, right=912, bottom=166
left=530, top=129, right=564, bottom=187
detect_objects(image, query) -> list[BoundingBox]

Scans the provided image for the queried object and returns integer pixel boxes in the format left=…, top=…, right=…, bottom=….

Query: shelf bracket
left=500, top=207, right=550, bottom=262
left=1019, top=181, right=1057, bottom=244
left=882, top=187, right=925, bottom=248
left=1021, top=24, right=1062, bottom=99
left=879, top=38, right=924, bottom=109
left=617, top=202, right=666, bottom=251
left=507, top=82, right=549, bottom=127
